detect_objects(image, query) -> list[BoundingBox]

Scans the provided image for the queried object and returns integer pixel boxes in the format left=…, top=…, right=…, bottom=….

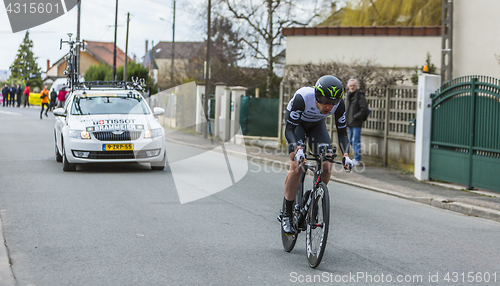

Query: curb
left=165, top=137, right=500, bottom=223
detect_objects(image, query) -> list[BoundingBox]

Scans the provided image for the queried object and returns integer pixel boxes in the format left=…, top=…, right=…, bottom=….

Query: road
left=1, top=107, right=500, bottom=286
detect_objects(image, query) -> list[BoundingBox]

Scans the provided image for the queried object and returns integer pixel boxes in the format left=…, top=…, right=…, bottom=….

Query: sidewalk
left=164, top=128, right=500, bottom=223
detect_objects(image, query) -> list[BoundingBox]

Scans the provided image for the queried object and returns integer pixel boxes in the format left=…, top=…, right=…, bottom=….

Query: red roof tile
left=84, top=41, right=129, bottom=67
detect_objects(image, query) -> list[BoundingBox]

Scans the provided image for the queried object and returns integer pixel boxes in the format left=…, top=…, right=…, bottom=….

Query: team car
left=53, top=82, right=166, bottom=171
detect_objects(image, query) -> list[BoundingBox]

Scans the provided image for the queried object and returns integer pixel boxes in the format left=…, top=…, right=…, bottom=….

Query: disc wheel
left=305, top=182, right=330, bottom=268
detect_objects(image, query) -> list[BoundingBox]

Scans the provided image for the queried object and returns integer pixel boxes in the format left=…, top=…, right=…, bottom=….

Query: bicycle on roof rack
left=60, top=34, right=146, bottom=93
left=278, top=146, right=350, bottom=268
left=60, top=33, right=85, bottom=92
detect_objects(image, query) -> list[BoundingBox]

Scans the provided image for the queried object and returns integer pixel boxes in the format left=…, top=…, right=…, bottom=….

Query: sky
left=0, top=0, right=207, bottom=72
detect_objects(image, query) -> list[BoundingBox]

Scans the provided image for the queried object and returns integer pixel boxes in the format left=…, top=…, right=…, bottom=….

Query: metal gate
left=430, top=76, right=500, bottom=193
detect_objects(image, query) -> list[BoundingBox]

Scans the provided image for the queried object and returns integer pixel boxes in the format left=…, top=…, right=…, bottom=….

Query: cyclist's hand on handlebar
left=291, top=145, right=306, bottom=164
left=324, top=153, right=334, bottom=162
left=342, top=153, right=353, bottom=172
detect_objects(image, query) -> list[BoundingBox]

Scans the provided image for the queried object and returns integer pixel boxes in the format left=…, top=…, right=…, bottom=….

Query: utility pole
left=171, top=0, right=176, bottom=87
left=203, top=0, right=211, bottom=138
left=112, top=0, right=118, bottom=81
left=76, top=0, right=81, bottom=78
left=124, top=12, right=130, bottom=81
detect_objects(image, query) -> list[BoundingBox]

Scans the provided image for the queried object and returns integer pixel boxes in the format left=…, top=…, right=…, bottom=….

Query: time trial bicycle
left=278, top=146, right=349, bottom=268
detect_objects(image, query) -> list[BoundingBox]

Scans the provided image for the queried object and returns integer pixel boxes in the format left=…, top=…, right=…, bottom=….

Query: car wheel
left=55, top=135, right=62, bottom=163
left=151, top=151, right=166, bottom=171
left=62, top=140, right=76, bottom=172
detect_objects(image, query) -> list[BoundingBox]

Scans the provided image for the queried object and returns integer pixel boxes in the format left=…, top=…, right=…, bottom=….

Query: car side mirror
left=53, top=108, right=66, bottom=117
left=153, top=107, right=165, bottom=116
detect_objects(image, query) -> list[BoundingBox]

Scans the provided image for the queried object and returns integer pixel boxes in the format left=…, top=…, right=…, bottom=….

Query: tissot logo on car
left=93, top=119, right=136, bottom=125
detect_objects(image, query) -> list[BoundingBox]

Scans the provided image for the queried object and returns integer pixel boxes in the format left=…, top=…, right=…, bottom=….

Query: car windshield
left=70, top=93, right=150, bottom=115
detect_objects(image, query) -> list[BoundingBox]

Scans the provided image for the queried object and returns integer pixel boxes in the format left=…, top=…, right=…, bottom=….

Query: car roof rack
left=73, top=79, right=146, bottom=92
left=60, top=34, right=146, bottom=93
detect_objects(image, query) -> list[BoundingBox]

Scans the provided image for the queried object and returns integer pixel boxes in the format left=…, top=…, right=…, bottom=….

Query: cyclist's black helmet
left=314, top=75, right=343, bottom=105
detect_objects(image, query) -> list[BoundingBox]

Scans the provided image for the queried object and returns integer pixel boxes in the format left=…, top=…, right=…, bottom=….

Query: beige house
left=46, top=41, right=129, bottom=80
left=283, top=0, right=500, bottom=81
left=283, top=26, right=442, bottom=82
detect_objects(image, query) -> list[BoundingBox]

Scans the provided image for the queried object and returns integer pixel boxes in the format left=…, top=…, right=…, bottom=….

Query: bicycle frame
left=295, top=149, right=338, bottom=230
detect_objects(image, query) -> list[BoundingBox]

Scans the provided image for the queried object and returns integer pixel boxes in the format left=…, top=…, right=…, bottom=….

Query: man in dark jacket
left=345, top=78, right=369, bottom=165
left=49, top=88, right=57, bottom=111
left=2, top=84, right=9, bottom=106
left=16, top=84, right=23, bottom=107
left=9, top=84, right=16, bottom=107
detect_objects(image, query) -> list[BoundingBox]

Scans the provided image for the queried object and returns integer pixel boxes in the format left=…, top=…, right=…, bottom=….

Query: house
left=143, top=41, right=205, bottom=88
left=45, top=41, right=130, bottom=81
left=283, top=26, right=442, bottom=82
left=283, top=0, right=500, bottom=82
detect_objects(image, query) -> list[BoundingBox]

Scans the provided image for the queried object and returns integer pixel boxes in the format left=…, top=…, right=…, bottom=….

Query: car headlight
left=144, top=128, right=163, bottom=139
left=69, top=129, right=91, bottom=140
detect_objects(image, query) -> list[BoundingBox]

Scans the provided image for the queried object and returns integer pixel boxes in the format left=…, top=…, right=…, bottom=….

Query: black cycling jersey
left=285, top=86, right=349, bottom=155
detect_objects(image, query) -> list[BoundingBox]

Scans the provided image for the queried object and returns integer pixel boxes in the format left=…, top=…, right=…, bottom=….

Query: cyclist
left=282, top=75, right=353, bottom=235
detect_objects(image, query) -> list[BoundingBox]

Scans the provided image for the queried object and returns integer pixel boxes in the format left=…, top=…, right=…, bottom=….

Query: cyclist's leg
left=307, top=120, right=333, bottom=184
left=282, top=123, right=306, bottom=235
left=284, top=123, right=306, bottom=201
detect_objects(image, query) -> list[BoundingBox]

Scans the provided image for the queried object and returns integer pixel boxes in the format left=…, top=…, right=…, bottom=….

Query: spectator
left=2, top=84, right=9, bottom=107
left=40, top=85, right=49, bottom=119
left=23, top=84, right=30, bottom=107
left=57, top=85, right=68, bottom=108
left=16, top=84, right=23, bottom=107
left=49, top=88, right=57, bottom=111
left=9, top=84, right=16, bottom=107
left=345, top=78, right=369, bottom=165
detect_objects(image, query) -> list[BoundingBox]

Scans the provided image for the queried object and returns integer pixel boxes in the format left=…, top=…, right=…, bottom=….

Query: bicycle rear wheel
left=305, top=182, right=330, bottom=268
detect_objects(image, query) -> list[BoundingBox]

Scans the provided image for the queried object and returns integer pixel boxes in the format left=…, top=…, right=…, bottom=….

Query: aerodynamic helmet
left=314, top=75, right=344, bottom=105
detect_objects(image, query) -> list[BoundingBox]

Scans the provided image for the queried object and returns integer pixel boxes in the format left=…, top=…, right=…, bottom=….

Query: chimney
left=47, top=59, right=50, bottom=72
left=145, top=40, right=149, bottom=56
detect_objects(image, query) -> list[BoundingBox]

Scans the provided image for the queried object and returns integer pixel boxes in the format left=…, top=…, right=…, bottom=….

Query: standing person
left=40, top=85, right=50, bottom=119
left=16, top=84, right=23, bottom=107
left=23, top=84, right=30, bottom=107
left=57, top=85, right=68, bottom=108
left=345, top=78, right=369, bottom=165
left=49, top=88, right=57, bottom=111
left=281, top=75, right=353, bottom=235
left=2, top=84, right=9, bottom=106
left=9, top=84, right=16, bottom=107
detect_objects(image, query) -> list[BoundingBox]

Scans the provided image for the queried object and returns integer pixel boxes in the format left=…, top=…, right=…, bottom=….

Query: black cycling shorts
left=287, top=119, right=333, bottom=155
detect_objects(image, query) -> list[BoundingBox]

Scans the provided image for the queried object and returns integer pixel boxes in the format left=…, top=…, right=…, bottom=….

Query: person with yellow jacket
left=40, top=85, right=50, bottom=119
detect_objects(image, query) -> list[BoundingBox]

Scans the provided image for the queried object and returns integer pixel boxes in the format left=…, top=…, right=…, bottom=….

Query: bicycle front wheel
left=281, top=197, right=298, bottom=252
left=305, top=182, right=330, bottom=268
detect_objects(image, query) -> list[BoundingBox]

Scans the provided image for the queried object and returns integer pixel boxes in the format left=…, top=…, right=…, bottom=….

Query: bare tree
left=218, top=0, right=322, bottom=96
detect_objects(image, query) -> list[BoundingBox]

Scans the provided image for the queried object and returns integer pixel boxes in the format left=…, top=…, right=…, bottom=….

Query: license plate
left=103, top=144, right=133, bottom=151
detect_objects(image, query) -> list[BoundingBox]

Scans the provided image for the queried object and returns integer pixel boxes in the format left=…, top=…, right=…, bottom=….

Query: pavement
left=164, top=128, right=500, bottom=223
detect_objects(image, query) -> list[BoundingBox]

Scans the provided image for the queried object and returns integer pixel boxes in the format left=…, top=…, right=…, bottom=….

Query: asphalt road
left=1, top=107, right=500, bottom=286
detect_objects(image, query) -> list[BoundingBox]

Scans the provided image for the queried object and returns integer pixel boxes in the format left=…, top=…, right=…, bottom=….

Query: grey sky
left=0, top=0, right=206, bottom=72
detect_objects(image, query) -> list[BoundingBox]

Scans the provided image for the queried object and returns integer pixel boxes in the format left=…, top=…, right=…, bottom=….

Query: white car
left=53, top=84, right=166, bottom=171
